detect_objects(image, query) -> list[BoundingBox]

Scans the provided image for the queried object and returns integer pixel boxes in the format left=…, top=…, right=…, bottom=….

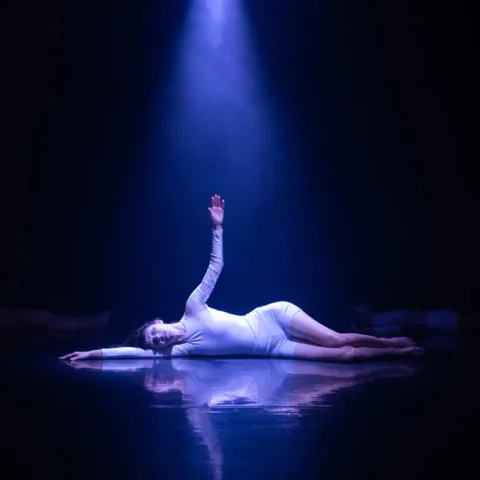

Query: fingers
left=211, top=195, right=219, bottom=208
left=59, top=352, right=78, bottom=361
left=59, top=352, right=74, bottom=360
left=210, top=194, right=224, bottom=209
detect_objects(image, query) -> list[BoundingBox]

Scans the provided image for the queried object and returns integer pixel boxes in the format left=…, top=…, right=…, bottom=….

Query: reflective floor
left=2, top=333, right=477, bottom=479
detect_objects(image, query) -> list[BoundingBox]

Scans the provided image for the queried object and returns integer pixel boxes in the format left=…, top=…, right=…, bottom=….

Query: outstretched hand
left=59, top=351, right=92, bottom=362
left=62, top=360, right=102, bottom=370
left=208, top=194, right=225, bottom=226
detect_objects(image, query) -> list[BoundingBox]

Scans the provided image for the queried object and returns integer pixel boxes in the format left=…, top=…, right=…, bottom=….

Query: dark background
left=1, top=0, right=474, bottom=334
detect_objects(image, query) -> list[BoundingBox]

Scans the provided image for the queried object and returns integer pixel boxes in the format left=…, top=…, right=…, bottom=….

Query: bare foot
left=390, top=337, right=416, bottom=348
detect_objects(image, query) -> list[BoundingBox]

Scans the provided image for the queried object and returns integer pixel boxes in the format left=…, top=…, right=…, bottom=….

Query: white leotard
left=102, top=230, right=301, bottom=360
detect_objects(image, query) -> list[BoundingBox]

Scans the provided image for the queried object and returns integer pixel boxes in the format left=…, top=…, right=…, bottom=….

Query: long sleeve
left=101, top=344, right=193, bottom=359
left=186, top=229, right=224, bottom=311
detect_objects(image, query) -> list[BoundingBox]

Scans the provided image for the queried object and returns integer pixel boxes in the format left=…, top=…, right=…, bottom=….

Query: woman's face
left=143, top=321, right=178, bottom=349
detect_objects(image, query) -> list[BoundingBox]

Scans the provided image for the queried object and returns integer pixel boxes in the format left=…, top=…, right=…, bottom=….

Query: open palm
left=208, top=194, right=225, bottom=225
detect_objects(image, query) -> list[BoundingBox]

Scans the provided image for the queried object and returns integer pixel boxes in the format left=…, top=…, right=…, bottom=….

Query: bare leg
left=293, top=342, right=425, bottom=362
left=290, top=310, right=415, bottom=348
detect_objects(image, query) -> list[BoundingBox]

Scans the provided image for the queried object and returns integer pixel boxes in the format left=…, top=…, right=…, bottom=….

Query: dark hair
left=120, top=319, right=157, bottom=349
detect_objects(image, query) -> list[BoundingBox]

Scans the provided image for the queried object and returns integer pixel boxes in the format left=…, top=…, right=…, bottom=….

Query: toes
left=395, top=337, right=416, bottom=347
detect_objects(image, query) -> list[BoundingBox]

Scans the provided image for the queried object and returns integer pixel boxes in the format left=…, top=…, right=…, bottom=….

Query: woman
left=61, top=195, right=424, bottom=363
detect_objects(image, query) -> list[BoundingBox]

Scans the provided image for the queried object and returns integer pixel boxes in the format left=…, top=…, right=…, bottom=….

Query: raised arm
left=185, top=195, right=225, bottom=313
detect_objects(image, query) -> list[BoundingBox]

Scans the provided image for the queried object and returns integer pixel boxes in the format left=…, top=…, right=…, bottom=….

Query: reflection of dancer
left=61, top=195, right=424, bottom=363
left=145, top=359, right=421, bottom=412
left=70, top=358, right=422, bottom=409
left=66, top=358, right=421, bottom=480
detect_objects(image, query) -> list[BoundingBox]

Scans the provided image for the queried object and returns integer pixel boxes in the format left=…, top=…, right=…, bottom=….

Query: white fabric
left=181, top=302, right=299, bottom=357
left=102, top=230, right=300, bottom=360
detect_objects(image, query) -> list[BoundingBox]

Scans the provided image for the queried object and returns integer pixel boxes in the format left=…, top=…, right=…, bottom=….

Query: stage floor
left=2, top=334, right=477, bottom=479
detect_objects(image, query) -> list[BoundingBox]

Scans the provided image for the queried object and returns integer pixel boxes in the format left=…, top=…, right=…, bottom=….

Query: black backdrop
left=1, top=0, right=474, bottom=331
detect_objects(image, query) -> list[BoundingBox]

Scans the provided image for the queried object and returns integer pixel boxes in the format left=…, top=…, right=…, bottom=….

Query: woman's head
left=122, top=318, right=182, bottom=350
